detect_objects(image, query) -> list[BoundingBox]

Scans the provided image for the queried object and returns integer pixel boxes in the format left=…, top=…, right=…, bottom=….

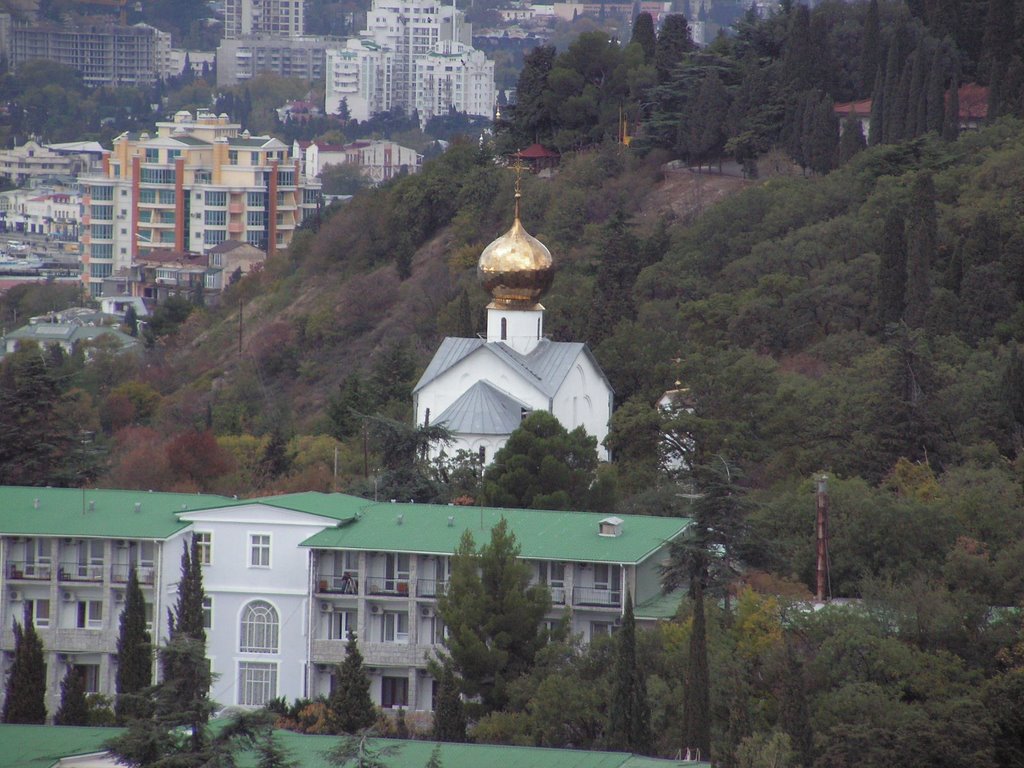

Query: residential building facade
left=295, top=139, right=422, bottom=183
left=79, top=109, right=320, bottom=297
left=224, top=0, right=305, bottom=39
left=0, top=140, right=107, bottom=186
left=216, top=36, right=336, bottom=86
left=0, top=487, right=689, bottom=716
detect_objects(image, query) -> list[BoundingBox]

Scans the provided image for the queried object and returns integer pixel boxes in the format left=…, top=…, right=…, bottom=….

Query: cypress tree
left=2, top=606, right=46, bottom=724
left=943, top=72, right=960, bottom=141
left=860, top=0, right=881, bottom=97
left=891, top=55, right=913, bottom=142
left=925, top=46, right=946, bottom=133
left=904, top=172, right=936, bottom=328
left=944, top=240, right=964, bottom=295
left=805, top=93, right=839, bottom=175
left=654, top=15, right=694, bottom=83
left=909, top=45, right=929, bottom=138
left=431, top=664, right=467, bottom=743
left=682, top=579, right=711, bottom=760
left=782, top=5, right=814, bottom=90
left=329, top=632, right=376, bottom=734
left=869, top=64, right=885, bottom=145
left=456, top=289, right=474, bottom=338
left=838, top=116, right=867, bottom=164
left=608, top=592, right=652, bottom=755
left=630, top=12, right=656, bottom=64
left=55, top=667, right=89, bottom=726
left=115, top=565, right=153, bottom=724
left=877, top=208, right=908, bottom=326
left=881, top=40, right=903, bottom=143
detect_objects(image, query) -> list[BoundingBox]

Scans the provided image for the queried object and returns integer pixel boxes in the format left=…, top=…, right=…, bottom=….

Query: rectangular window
left=90, top=224, right=113, bottom=239
left=90, top=263, right=113, bottom=278
left=382, top=611, right=408, bottom=644
left=73, top=664, right=100, bottom=694
left=139, top=189, right=156, bottom=204
left=168, top=149, right=181, bottom=161
left=205, top=210, right=226, bottom=226
left=90, top=205, right=113, bottom=220
left=328, top=610, right=355, bottom=640
left=246, top=210, right=264, bottom=227
left=159, top=231, right=175, bottom=244
left=158, top=189, right=176, bottom=205
left=381, top=675, right=408, bottom=708
left=238, top=662, right=277, bottom=706
left=140, top=168, right=175, bottom=184
left=205, top=191, right=227, bottom=206
left=194, top=532, right=212, bottom=565
left=77, top=600, right=103, bottom=629
left=246, top=231, right=262, bottom=246
left=249, top=534, right=270, bottom=568
left=91, top=244, right=113, bottom=259
left=202, top=596, right=212, bottom=630
left=246, top=191, right=264, bottom=207
left=205, top=230, right=227, bottom=246
left=228, top=150, right=238, bottom=164
left=251, top=151, right=260, bottom=165
left=144, top=148, right=159, bottom=162
left=28, top=599, right=50, bottom=628
left=90, top=185, right=113, bottom=201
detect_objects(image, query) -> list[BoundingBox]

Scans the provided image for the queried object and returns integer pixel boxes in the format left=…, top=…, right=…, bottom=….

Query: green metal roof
left=0, top=725, right=706, bottom=768
left=0, top=486, right=231, bottom=539
left=301, top=501, right=690, bottom=564
left=0, top=724, right=122, bottom=768
left=635, top=589, right=686, bottom=621
left=245, top=491, right=367, bottom=523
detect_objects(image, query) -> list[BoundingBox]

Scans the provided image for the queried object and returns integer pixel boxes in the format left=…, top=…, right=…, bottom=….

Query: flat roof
left=301, top=501, right=690, bottom=564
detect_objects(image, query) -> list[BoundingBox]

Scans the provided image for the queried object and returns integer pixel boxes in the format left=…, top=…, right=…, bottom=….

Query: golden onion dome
left=477, top=192, right=554, bottom=306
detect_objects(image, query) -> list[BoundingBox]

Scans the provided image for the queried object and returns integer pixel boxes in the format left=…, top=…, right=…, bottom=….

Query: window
left=251, top=151, right=260, bottom=165
left=382, top=611, right=408, bottom=644
left=27, top=598, right=50, bottom=628
left=246, top=210, right=264, bottom=227
left=90, top=263, right=113, bottom=278
left=590, top=622, right=612, bottom=640
left=144, top=602, right=153, bottom=632
left=202, top=596, right=213, bottom=629
left=228, top=150, right=238, bottom=164
left=158, top=189, right=176, bottom=204
left=246, top=191, right=264, bottom=207
left=238, top=662, right=277, bottom=706
left=77, top=600, right=103, bottom=629
left=72, top=664, right=100, bottom=694
left=500, top=317, right=507, bottom=340
left=90, top=205, right=113, bottom=220
left=139, top=189, right=156, bottom=204
left=205, top=210, right=226, bottom=226
left=91, top=244, right=113, bottom=259
left=140, top=168, right=175, bottom=184
left=328, top=610, right=355, bottom=640
left=538, top=561, right=565, bottom=603
left=145, top=148, right=159, bottom=162
left=384, top=553, right=410, bottom=593
left=249, top=534, right=270, bottom=567
left=194, top=532, right=212, bottom=565
left=205, top=230, right=226, bottom=246
left=240, top=600, right=278, bottom=652
left=381, top=675, right=408, bottom=708
left=205, top=191, right=227, bottom=206
left=90, top=224, right=113, bottom=239
left=90, top=185, right=113, bottom=201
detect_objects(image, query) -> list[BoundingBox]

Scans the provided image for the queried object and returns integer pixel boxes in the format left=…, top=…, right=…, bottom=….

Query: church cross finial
left=512, top=156, right=526, bottom=221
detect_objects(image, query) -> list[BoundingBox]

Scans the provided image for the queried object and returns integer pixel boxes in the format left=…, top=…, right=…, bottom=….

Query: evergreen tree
left=435, top=520, right=550, bottom=712
left=329, top=632, right=376, bottom=734
left=431, top=663, right=467, bottom=742
left=682, top=578, right=711, bottom=759
left=424, top=744, right=444, bottom=768
left=860, top=0, right=881, bottom=97
left=2, top=606, right=46, bottom=724
left=123, top=304, right=139, bottom=337
left=925, top=46, right=946, bottom=134
left=326, top=372, right=373, bottom=440
left=512, top=45, right=556, bottom=145
left=630, top=12, right=656, bottom=64
left=782, top=5, right=813, bottom=90
left=115, top=565, right=153, bottom=724
left=55, top=666, right=89, bottom=726
left=607, top=592, right=652, bottom=754
left=904, top=172, right=936, bottom=328
left=838, top=116, right=867, bottom=164
left=881, top=41, right=903, bottom=143
left=259, top=429, right=292, bottom=484
left=1001, top=344, right=1024, bottom=450
left=456, top=289, right=474, bottom=338
left=891, top=54, right=913, bottom=142
left=908, top=45, right=928, bottom=138
left=325, top=733, right=402, bottom=768
left=869, top=65, right=885, bottom=145
left=654, top=15, right=694, bottom=83
left=805, top=93, right=838, bottom=175
left=943, top=72, right=960, bottom=141
left=876, top=207, right=908, bottom=326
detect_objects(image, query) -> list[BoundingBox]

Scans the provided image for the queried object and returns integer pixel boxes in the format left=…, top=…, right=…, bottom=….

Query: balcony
left=365, top=576, right=410, bottom=597
left=415, top=578, right=447, bottom=598
left=58, top=564, right=104, bottom=583
left=110, top=564, right=155, bottom=584
left=572, top=586, right=622, bottom=608
left=317, top=573, right=359, bottom=595
left=6, top=561, right=52, bottom=580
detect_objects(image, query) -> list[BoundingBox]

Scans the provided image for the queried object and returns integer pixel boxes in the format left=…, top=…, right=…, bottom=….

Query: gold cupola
left=477, top=186, right=554, bottom=307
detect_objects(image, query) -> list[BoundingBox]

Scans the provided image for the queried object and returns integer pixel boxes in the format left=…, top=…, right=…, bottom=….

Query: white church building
left=413, top=188, right=613, bottom=464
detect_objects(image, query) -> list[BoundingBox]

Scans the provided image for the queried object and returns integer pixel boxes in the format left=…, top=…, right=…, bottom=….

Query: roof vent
left=447, top=516, right=454, bottom=527
left=33, top=498, right=39, bottom=510
left=397, top=514, right=404, bottom=526
left=598, top=516, right=624, bottom=537
left=134, top=502, right=141, bottom=513
left=88, top=500, right=96, bottom=513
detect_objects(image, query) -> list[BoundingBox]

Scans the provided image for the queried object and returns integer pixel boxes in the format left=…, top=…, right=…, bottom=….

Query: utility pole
left=815, top=475, right=830, bottom=602
left=238, top=299, right=243, bottom=358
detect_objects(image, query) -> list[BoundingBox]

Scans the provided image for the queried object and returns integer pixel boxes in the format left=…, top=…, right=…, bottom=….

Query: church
left=413, top=184, right=613, bottom=465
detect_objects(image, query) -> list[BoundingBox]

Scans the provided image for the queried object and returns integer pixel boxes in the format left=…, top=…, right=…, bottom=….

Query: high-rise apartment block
left=325, top=0, right=494, bottom=123
left=80, top=110, right=321, bottom=298
left=223, top=0, right=305, bottom=39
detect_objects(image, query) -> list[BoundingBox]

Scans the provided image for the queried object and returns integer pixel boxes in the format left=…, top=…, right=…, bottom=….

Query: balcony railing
left=6, top=561, right=52, bottom=580
left=365, top=576, right=410, bottom=597
left=317, top=573, right=359, bottom=595
left=572, top=586, right=622, bottom=608
left=110, top=564, right=155, bottom=584
left=58, top=564, right=104, bottom=582
left=416, top=578, right=447, bottom=598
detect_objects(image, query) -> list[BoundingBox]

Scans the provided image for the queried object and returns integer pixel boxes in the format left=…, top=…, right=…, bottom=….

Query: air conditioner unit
left=61, top=590, right=76, bottom=602
left=369, top=604, right=380, bottom=614
left=8, top=590, right=22, bottom=602
left=319, top=602, right=333, bottom=613
left=316, top=663, right=332, bottom=674
left=114, top=591, right=126, bottom=603
left=57, top=653, right=74, bottom=664
left=420, top=606, right=434, bottom=618
left=115, top=540, right=128, bottom=548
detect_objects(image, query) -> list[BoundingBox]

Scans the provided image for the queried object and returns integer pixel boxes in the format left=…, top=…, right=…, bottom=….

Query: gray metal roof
left=415, top=336, right=613, bottom=400
left=434, top=380, right=531, bottom=435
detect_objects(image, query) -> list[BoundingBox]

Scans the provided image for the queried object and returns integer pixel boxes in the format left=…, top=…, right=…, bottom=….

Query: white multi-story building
left=295, top=139, right=422, bottom=183
left=223, top=0, right=305, bottom=39
left=325, top=0, right=494, bottom=122
left=0, top=487, right=689, bottom=715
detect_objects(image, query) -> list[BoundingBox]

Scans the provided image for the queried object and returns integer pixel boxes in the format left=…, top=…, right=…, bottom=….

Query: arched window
left=239, top=600, right=278, bottom=653
left=500, top=317, right=507, bottom=340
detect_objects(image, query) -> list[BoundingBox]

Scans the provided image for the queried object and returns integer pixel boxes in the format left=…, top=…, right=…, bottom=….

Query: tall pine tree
left=431, top=663, right=467, bottom=743
left=329, top=632, right=376, bottom=734
left=607, top=592, right=652, bottom=754
left=904, top=172, right=936, bottom=328
left=2, top=605, right=46, bottom=724
left=654, top=15, right=694, bottom=83
left=876, top=207, right=908, bottom=326
left=55, top=667, right=89, bottom=726
left=115, top=565, right=153, bottom=724
left=630, top=12, right=656, bottom=64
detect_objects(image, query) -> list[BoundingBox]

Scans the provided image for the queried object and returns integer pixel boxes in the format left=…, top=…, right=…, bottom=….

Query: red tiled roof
left=514, top=143, right=559, bottom=158
left=834, top=83, right=990, bottom=122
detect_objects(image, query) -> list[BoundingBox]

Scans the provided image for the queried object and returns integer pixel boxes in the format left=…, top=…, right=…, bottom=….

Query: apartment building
left=216, top=36, right=336, bottom=86
left=0, top=140, right=107, bottom=186
left=10, top=21, right=161, bottom=87
left=224, top=0, right=305, bottom=39
left=79, top=109, right=321, bottom=298
left=324, top=0, right=494, bottom=122
left=0, top=487, right=690, bottom=716
left=295, top=139, right=422, bottom=183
